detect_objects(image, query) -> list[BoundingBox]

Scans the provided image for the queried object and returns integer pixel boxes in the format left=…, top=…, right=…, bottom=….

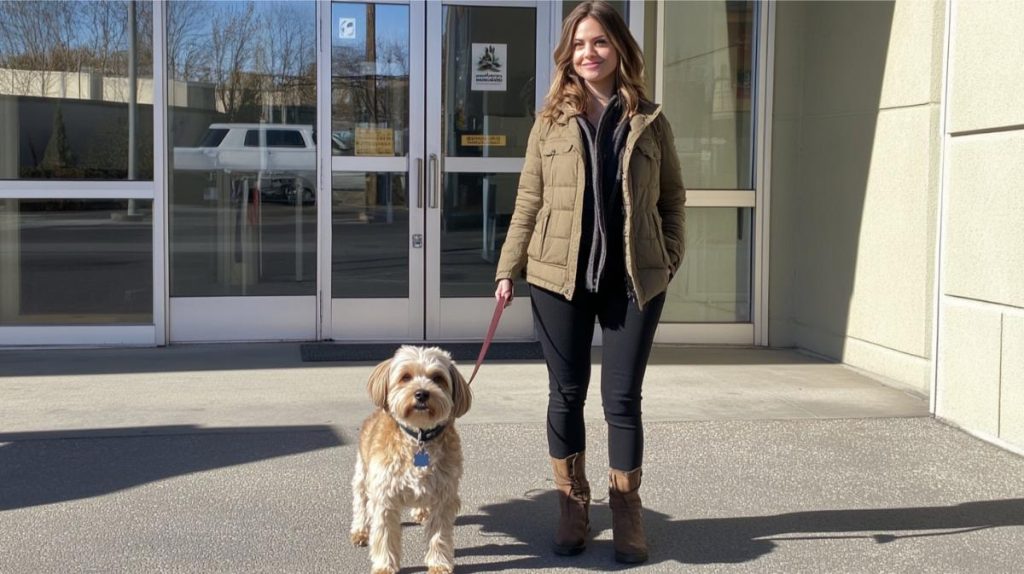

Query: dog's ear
left=449, top=364, right=472, bottom=419
left=367, top=359, right=391, bottom=409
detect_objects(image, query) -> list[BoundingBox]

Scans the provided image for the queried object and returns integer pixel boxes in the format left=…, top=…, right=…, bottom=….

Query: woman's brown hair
left=541, top=1, right=648, bottom=123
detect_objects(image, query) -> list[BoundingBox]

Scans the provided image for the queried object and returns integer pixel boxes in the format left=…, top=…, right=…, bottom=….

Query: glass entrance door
left=327, top=0, right=543, bottom=342
left=326, top=1, right=422, bottom=341
left=166, top=0, right=545, bottom=343
left=167, top=1, right=318, bottom=342
left=424, top=1, right=541, bottom=340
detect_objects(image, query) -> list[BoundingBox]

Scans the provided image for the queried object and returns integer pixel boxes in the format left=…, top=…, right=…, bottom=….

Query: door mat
left=300, top=342, right=543, bottom=363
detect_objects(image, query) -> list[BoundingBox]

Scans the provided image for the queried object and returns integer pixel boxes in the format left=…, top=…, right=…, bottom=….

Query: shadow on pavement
left=0, top=344, right=327, bottom=377
left=456, top=490, right=1024, bottom=570
left=0, top=425, right=343, bottom=511
left=0, top=344, right=829, bottom=378
left=641, top=346, right=828, bottom=367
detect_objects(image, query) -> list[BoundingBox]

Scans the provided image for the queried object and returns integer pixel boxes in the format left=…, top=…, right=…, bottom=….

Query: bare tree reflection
left=0, top=0, right=154, bottom=179
left=166, top=1, right=318, bottom=123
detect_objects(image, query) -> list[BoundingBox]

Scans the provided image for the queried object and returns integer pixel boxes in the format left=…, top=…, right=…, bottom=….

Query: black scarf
left=576, top=96, right=630, bottom=293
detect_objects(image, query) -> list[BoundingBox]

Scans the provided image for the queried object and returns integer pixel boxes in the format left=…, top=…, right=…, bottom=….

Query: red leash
left=468, top=293, right=509, bottom=384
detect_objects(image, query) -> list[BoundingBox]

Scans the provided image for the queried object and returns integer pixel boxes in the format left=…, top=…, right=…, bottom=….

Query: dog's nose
left=414, top=390, right=429, bottom=402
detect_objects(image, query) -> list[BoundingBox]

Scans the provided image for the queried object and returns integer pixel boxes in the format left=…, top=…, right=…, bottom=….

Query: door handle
left=416, top=157, right=424, bottom=208
left=429, top=153, right=440, bottom=209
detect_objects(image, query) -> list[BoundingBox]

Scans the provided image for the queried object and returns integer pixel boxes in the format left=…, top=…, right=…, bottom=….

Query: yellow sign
left=461, top=134, right=507, bottom=147
left=355, top=128, right=395, bottom=156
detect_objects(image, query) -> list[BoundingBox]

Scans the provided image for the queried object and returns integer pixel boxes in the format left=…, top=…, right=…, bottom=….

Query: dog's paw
left=426, top=567, right=453, bottom=574
left=349, top=529, right=369, bottom=547
left=410, top=507, right=430, bottom=524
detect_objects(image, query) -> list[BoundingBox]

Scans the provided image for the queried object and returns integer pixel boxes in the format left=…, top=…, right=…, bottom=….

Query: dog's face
left=367, top=346, right=472, bottom=428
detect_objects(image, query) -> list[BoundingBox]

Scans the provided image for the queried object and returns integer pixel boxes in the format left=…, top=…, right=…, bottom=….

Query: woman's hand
left=495, top=279, right=514, bottom=308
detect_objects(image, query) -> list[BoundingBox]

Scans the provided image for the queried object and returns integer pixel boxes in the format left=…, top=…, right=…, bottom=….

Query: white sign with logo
left=339, top=18, right=356, bottom=39
left=471, top=43, right=507, bottom=92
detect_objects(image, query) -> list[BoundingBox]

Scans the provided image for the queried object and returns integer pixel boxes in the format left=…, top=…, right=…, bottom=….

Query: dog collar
left=398, top=422, right=447, bottom=444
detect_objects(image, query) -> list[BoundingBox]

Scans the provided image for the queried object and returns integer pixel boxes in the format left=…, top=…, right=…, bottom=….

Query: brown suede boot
left=609, top=467, right=648, bottom=564
left=550, top=451, right=591, bottom=555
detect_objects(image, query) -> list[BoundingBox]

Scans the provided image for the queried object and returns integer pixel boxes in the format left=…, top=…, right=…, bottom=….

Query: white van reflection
left=172, top=123, right=362, bottom=205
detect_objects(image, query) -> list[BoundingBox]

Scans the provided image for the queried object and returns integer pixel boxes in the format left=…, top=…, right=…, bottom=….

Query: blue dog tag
left=414, top=450, right=429, bottom=467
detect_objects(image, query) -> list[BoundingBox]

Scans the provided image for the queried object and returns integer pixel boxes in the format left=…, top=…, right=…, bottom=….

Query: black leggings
left=530, top=284, right=665, bottom=471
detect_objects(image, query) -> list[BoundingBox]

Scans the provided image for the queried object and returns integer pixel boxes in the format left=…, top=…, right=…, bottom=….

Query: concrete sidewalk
left=1, top=344, right=1022, bottom=573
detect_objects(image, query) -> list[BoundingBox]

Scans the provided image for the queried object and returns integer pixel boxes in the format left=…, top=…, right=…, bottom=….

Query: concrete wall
left=0, top=68, right=221, bottom=111
left=770, top=1, right=945, bottom=396
left=935, top=0, right=1024, bottom=452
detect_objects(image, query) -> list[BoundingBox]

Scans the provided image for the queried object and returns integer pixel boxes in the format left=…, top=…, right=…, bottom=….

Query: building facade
left=0, top=0, right=1021, bottom=455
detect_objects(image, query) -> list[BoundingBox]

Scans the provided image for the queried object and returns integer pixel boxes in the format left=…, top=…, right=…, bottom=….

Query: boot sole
left=553, top=543, right=586, bottom=556
left=614, top=551, right=649, bottom=564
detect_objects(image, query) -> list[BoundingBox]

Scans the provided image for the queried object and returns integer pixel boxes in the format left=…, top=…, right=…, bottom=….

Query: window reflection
left=0, top=199, right=153, bottom=325
left=331, top=3, right=409, bottom=157
left=661, top=1, right=755, bottom=190
left=332, top=172, right=409, bottom=298
left=650, top=1, right=757, bottom=324
left=663, top=208, right=752, bottom=323
left=441, top=172, right=528, bottom=298
left=443, top=5, right=536, bottom=158
left=0, top=0, right=154, bottom=180
left=168, top=1, right=317, bottom=298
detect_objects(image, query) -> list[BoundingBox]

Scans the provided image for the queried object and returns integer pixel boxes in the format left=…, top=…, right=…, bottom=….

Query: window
left=0, top=199, right=153, bottom=325
left=243, top=129, right=307, bottom=148
left=198, top=128, right=229, bottom=148
left=331, top=2, right=410, bottom=157
left=168, top=0, right=317, bottom=298
left=660, top=0, right=755, bottom=190
left=648, top=1, right=758, bottom=323
left=0, top=1, right=154, bottom=180
left=268, top=129, right=306, bottom=148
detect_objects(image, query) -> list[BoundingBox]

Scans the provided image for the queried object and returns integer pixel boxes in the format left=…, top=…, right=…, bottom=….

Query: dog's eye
left=431, top=375, right=446, bottom=386
left=400, top=373, right=413, bottom=383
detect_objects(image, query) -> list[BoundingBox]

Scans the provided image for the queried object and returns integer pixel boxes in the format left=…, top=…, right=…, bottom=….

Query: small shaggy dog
left=350, top=346, right=473, bottom=574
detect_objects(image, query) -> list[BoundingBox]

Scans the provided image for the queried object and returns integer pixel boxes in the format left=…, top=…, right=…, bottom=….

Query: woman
left=494, top=0, right=685, bottom=565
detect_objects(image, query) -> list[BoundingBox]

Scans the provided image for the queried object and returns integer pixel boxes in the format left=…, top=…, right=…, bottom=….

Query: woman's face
left=572, top=16, right=618, bottom=93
